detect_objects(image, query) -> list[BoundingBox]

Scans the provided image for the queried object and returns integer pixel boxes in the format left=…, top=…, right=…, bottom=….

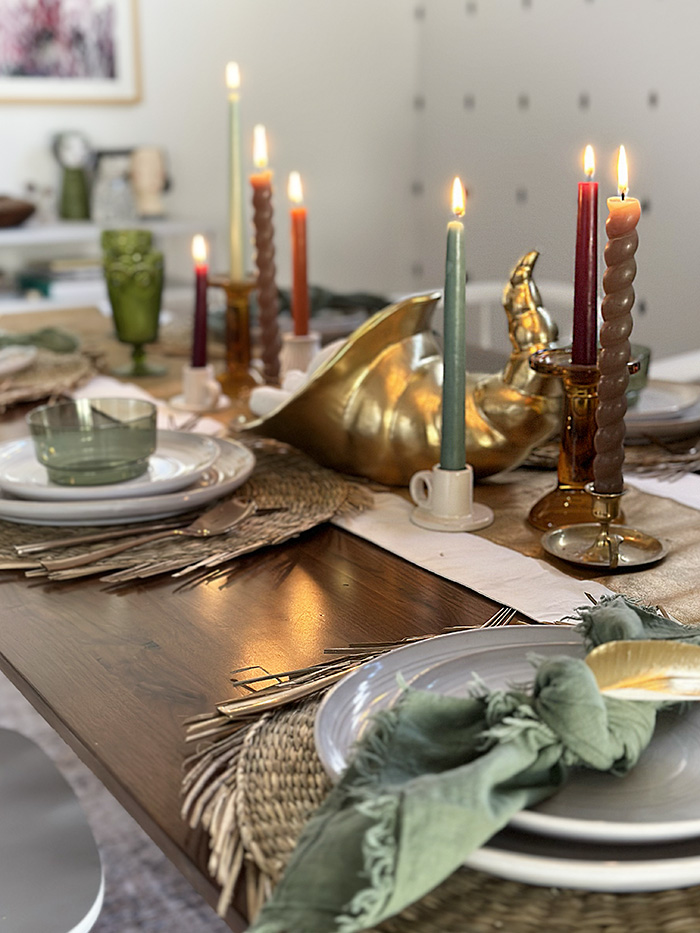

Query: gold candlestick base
left=541, top=484, right=667, bottom=570
left=207, top=274, right=259, bottom=422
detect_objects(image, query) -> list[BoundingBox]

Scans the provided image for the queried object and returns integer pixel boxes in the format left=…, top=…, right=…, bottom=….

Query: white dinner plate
left=0, top=436, right=255, bottom=525
left=0, top=345, right=37, bottom=376
left=316, top=627, right=700, bottom=847
left=625, top=381, right=700, bottom=441
left=315, top=626, right=579, bottom=781
left=468, top=826, right=700, bottom=893
left=626, top=380, right=700, bottom=422
left=0, top=431, right=220, bottom=501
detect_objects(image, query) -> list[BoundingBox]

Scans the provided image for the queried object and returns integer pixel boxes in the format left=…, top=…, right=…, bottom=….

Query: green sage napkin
left=0, top=327, right=79, bottom=354
left=250, top=596, right=698, bottom=933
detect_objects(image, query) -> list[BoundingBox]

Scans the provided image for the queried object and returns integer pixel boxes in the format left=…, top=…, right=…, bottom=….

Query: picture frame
left=0, top=0, right=141, bottom=104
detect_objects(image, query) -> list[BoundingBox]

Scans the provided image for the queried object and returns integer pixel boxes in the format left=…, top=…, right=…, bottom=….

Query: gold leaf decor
left=586, top=639, right=700, bottom=701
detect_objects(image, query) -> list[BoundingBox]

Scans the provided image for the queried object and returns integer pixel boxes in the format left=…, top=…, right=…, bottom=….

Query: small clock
left=53, top=131, right=92, bottom=170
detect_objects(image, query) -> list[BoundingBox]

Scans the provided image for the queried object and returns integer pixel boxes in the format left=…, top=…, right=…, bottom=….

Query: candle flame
left=253, top=124, right=268, bottom=169
left=451, top=177, right=465, bottom=217
left=288, top=171, right=303, bottom=205
left=192, top=234, right=208, bottom=266
left=584, top=144, right=595, bottom=179
left=617, top=145, right=629, bottom=197
left=226, top=61, right=240, bottom=90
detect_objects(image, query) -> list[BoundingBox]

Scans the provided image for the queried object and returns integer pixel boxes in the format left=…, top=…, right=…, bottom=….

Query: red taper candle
left=571, top=145, right=599, bottom=366
left=288, top=170, right=309, bottom=337
left=191, top=234, right=208, bottom=367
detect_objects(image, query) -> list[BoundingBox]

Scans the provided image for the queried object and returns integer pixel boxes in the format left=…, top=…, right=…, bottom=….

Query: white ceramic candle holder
left=409, top=463, right=494, bottom=532
left=280, top=331, right=321, bottom=381
left=170, top=363, right=230, bottom=413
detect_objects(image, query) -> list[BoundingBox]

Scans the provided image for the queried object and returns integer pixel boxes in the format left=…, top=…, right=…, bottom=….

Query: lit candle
left=593, top=146, right=641, bottom=495
left=250, top=124, right=281, bottom=382
left=440, top=177, right=467, bottom=471
left=571, top=144, right=599, bottom=366
left=191, top=234, right=209, bottom=367
left=287, top=170, right=310, bottom=337
left=226, top=62, right=245, bottom=280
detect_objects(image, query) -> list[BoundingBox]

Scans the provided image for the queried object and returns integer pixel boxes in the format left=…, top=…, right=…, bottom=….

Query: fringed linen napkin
left=247, top=596, right=699, bottom=933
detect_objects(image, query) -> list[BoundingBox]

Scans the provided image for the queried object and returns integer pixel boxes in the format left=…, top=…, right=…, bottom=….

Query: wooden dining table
left=0, top=306, right=508, bottom=929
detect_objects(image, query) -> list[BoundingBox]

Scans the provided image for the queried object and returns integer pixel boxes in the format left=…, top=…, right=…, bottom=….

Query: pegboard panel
left=408, top=0, right=695, bottom=357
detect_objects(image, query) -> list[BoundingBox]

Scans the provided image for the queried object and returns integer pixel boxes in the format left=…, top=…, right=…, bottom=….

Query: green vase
left=59, top=167, right=91, bottom=220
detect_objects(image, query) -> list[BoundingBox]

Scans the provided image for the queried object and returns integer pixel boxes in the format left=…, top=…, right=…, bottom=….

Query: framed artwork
left=0, top=0, right=141, bottom=104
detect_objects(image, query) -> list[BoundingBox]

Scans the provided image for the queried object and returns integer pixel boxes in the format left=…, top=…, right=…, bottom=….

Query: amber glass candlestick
left=207, top=274, right=257, bottom=403
left=527, top=347, right=602, bottom=531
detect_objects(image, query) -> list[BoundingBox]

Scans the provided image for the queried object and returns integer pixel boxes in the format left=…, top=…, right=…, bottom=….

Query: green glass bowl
left=27, top=398, right=157, bottom=486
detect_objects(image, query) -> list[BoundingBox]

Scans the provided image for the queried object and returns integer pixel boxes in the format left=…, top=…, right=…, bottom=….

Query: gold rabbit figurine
left=243, top=250, right=562, bottom=486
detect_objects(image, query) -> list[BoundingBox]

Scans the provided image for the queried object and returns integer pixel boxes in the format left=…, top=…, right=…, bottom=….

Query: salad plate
left=0, top=345, right=37, bottom=376
left=0, top=437, right=254, bottom=525
left=0, top=431, right=220, bottom=501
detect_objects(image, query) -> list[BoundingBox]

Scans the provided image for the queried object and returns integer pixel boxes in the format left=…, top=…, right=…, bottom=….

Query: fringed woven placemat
left=0, top=440, right=372, bottom=585
left=525, top=438, right=700, bottom=479
left=0, top=348, right=99, bottom=412
left=183, top=694, right=700, bottom=933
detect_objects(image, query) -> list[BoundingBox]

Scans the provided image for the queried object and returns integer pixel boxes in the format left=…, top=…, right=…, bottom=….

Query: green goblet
left=102, top=229, right=167, bottom=377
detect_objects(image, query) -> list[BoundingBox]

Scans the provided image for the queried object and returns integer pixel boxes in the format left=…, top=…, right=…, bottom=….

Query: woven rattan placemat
left=0, top=348, right=98, bottom=412
left=184, top=695, right=700, bottom=933
left=0, top=440, right=371, bottom=584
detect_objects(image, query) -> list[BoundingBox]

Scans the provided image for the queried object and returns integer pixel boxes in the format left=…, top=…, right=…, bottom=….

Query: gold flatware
left=38, top=497, right=259, bottom=573
left=200, top=606, right=520, bottom=726
left=14, top=517, right=190, bottom=555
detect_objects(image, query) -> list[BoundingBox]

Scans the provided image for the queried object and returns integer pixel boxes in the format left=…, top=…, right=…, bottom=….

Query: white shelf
left=0, top=218, right=216, bottom=248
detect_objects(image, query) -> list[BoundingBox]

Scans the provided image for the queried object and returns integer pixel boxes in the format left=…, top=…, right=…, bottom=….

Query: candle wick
left=621, top=191, right=626, bottom=201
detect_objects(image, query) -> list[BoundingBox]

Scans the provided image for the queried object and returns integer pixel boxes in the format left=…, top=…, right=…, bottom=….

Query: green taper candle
left=440, top=177, right=467, bottom=470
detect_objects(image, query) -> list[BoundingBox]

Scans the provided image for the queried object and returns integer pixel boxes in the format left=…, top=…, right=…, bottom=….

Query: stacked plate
left=626, top=379, right=700, bottom=441
left=315, top=625, right=700, bottom=893
left=0, top=431, right=255, bottom=526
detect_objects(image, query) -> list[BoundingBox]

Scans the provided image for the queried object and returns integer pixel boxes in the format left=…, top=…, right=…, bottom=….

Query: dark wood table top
left=0, top=310, right=506, bottom=928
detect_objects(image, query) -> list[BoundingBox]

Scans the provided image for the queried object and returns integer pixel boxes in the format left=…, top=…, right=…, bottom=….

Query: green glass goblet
left=103, top=237, right=166, bottom=377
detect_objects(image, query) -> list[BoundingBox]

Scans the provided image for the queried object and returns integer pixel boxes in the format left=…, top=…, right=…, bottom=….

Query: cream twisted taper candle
left=593, top=147, right=640, bottom=495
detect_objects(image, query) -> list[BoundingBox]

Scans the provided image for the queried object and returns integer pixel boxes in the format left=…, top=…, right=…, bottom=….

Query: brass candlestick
left=527, top=347, right=602, bottom=531
left=207, top=274, right=257, bottom=391
left=207, top=274, right=258, bottom=421
left=541, top=484, right=667, bottom=569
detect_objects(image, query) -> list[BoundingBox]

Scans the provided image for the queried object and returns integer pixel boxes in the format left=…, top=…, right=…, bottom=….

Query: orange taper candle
left=287, top=171, right=309, bottom=337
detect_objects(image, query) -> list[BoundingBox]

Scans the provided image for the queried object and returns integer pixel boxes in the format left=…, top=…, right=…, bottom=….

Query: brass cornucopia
left=244, top=251, right=563, bottom=485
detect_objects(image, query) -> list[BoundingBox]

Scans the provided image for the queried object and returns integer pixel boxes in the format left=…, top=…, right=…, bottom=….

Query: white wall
left=413, top=0, right=698, bottom=357
left=0, top=1, right=697, bottom=357
left=0, top=0, right=419, bottom=293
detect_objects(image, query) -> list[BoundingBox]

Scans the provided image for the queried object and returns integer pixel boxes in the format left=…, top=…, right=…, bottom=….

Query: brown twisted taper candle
left=593, top=147, right=641, bottom=495
left=250, top=125, right=281, bottom=383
